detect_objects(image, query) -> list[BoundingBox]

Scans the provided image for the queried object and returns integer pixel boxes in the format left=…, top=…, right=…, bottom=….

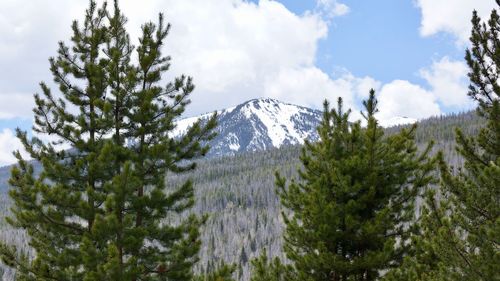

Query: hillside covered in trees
left=0, top=110, right=483, bottom=280
left=0, top=1, right=498, bottom=280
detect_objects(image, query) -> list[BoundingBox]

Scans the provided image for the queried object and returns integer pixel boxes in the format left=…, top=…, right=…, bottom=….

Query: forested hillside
left=0, top=110, right=482, bottom=280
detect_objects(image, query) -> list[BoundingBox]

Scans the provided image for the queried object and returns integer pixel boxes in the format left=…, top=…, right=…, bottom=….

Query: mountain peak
left=173, top=98, right=322, bottom=157
left=246, top=97, right=280, bottom=103
left=173, top=98, right=418, bottom=157
left=243, top=97, right=310, bottom=109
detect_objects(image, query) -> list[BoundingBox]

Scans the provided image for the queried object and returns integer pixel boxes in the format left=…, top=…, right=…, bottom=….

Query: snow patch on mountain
left=381, top=116, right=418, bottom=127
left=172, top=98, right=322, bottom=157
left=171, top=106, right=236, bottom=137
left=171, top=116, right=201, bottom=137
left=241, top=99, right=305, bottom=147
left=226, top=133, right=240, bottom=151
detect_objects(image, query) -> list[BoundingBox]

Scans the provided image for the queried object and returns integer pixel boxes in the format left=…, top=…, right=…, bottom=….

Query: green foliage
left=388, top=4, right=500, bottom=281
left=250, top=249, right=294, bottom=281
left=0, top=108, right=488, bottom=280
left=194, top=263, right=236, bottom=281
left=0, top=1, right=216, bottom=280
left=275, top=91, right=435, bottom=280
left=381, top=193, right=455, bottom=281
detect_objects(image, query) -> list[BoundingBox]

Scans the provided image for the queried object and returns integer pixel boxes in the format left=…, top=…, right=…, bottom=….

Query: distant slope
left=0, top=109, right=484, bottom=280
left=173, top=98, right=322, bottom=157
left=171, top=98, right=436, bottom=157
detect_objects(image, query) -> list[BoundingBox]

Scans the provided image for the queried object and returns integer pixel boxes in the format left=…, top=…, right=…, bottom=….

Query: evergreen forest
left=0, top=1, right=498, bottom=280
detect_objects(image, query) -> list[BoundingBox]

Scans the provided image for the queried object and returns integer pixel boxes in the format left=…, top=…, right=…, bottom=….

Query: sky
left=0, top=0, right=496, bottom=166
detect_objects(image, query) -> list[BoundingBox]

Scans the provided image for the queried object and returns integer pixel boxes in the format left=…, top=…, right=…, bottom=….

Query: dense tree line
left=0, top=1, right=498, bottom=281
left=0, top=110, right=486, bottom=281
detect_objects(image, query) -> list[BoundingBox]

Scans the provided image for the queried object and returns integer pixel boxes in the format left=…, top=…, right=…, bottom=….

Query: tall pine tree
left=385, top=3, right=500, bottom=281
left=275, top=91, right=435, bottom=280
left=0, top=1, right=216, bottom=280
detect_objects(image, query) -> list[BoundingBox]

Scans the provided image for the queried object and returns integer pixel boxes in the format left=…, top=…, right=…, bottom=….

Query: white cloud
left=0, top=93, right=34, bottom=119
left=420, top=57, right=472, bottom=108
left=415, top=0, right=496, bottom=45
left=0, top=0, right=87, bottom=119
left=262, top=56, right=472, bottom=127
left=316, top=0, right=350, bottom=19
left=0, top=129, right=28, bottom=167
left=0, top=0, right=329, bottom=118
left=362, top=56, right=473, bottom=126
left=377, top=80, right=441, bottom=124
left=0, top=0, right=477, bottom=146
left=154, top=0, right=329, bottom=116
left=263, top=67, right=380, bottom=121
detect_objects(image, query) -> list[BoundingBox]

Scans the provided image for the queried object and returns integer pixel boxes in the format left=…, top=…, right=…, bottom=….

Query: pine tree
left=275, top=91, right=435, bottom=280
left=193, top=263, right=235, bottom=281
left=0, top=1, right=216, bottom=280
left=250, top=249, right=293, bottom=281
left=386, top=4, right=500, bottom=281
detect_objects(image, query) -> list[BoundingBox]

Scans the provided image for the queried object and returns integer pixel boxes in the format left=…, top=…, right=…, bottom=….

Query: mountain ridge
left=173, top=97, right=424, bottom=157
left=174, top=98, right=323, bottom=156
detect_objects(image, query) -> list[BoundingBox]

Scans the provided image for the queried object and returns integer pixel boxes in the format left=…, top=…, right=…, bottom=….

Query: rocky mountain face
left=172, top=98, right=322, bottom=156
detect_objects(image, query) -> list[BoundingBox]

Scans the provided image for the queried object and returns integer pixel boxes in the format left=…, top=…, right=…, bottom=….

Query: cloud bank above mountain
left=0, top=0, right=487, bottom=165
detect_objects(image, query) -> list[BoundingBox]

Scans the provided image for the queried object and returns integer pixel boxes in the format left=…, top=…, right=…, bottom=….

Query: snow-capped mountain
left=173, top=98, right=322, bottom=157
left=173, top=98, right=421, bottom=157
